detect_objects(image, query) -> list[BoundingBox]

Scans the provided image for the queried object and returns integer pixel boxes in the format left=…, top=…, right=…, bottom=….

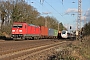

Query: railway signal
left=70, top=26, right=72, bottom=29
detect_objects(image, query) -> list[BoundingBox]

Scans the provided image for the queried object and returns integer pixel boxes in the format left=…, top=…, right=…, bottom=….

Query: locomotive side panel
left=35, top=26, right=40, bottom=35
left=26, top=24, right=40, bottom=39
left=27, top=25, right=32, bottom=34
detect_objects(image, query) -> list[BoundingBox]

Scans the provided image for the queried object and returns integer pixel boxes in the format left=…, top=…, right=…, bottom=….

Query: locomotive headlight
left=12, top=35, right=14, bottom=36
left=12, top=30, right=15, bottom=32
left=19, top=30, right=22, bottom=32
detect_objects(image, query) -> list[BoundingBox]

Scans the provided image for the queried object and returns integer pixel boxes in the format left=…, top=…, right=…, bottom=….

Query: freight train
left=11, top=22, right=59, bottom=40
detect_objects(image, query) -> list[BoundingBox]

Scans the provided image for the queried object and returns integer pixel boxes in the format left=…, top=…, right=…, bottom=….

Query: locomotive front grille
left=11, top=34, right=23, bottom=38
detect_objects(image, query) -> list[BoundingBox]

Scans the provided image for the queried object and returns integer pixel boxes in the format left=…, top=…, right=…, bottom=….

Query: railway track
left=0, top=39, right=72, bottom=60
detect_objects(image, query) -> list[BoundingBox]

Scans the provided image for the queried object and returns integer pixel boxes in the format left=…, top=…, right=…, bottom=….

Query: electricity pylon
left=76, top=0, right=82, bottom=40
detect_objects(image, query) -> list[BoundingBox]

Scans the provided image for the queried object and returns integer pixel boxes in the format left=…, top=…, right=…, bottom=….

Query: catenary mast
left=76, top=0, right=82, bottom=41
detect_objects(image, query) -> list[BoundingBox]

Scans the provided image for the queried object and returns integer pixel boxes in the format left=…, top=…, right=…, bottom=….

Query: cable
left=44, top=0, right=63, bottom=17
left=34, top=0, right=51, bottom=15
left=44, top=0, right=70, bottom=25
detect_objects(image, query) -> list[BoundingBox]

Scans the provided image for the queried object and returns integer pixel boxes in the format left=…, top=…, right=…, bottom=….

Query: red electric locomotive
left=11, top=22, right=40, bottom=39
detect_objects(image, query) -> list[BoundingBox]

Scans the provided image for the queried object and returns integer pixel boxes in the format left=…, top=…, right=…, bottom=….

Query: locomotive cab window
left=62, top=31, right=66, bottom=34
left=67, top=33, right=70, bottom=36
left=13, top=24, right=22, bottom=28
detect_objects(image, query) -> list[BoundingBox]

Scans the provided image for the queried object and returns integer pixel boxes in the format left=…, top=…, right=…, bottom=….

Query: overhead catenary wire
left=44, top=0, right=63, bottom=17
left=28, top=0, right=68, bottom=23
left=58, top=0, right=66, bottom=16
left=31, top=0, right=51, bottom=15
left=43, top=0, right=69, bottom=24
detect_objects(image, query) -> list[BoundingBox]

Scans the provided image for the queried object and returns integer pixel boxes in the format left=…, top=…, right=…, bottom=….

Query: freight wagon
left=40, top=26, right=48, bottom=39
left=48, top=28, right=58, bottom=39
left=11, top=22, right=58, bottom=40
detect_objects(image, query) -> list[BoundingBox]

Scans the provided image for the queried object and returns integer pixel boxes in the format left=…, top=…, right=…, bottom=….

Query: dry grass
left=48, top=36, right=90, bottom=60
left=71, top=36, right=90, bottom=60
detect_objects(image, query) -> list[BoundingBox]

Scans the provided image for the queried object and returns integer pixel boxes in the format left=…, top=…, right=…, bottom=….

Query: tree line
left=0, top=0, right=66, bottom=36
left=82, top=22, right=90, bottom=36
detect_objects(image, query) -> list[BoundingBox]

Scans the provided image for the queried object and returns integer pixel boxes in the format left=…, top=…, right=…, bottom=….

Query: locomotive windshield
left=13, top=24, right=22, bottom=28
left=62, top=31, right=66, bottom=34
